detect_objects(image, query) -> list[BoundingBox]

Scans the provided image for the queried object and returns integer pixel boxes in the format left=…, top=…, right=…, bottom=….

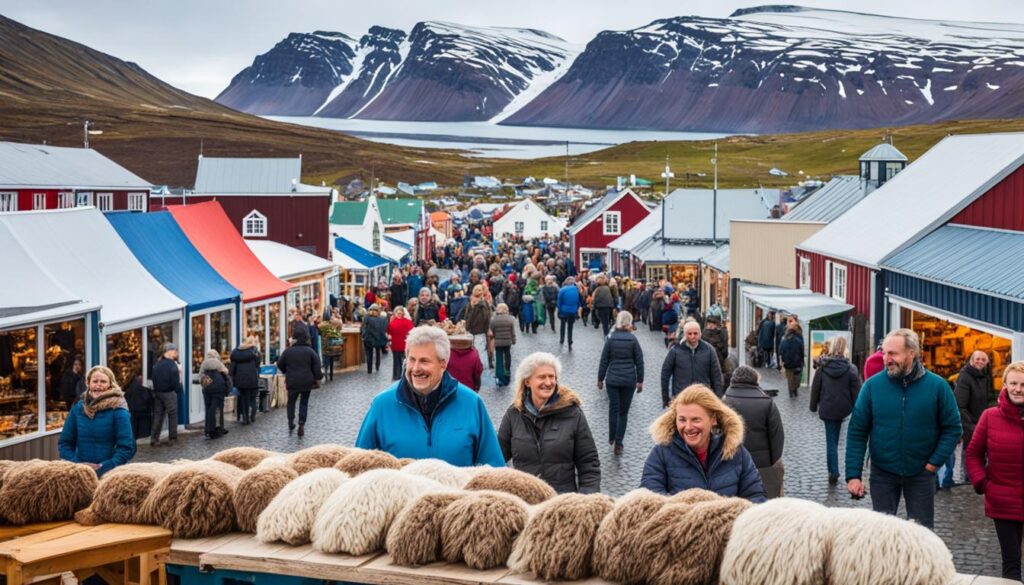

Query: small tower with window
left=859, top=142, right=908, bottom=192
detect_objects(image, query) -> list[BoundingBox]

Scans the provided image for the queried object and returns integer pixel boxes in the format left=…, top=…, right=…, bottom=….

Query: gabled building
left=569, top=188, right=650, bottom=270
left=376, top=197, right=432, bottom=260
left=492, top=199, right=566, bottom=240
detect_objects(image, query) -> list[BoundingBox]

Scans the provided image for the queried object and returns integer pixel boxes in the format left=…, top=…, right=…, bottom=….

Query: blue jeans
left=495, top=346, right=512, bottom=386
left=869, top=463, right=936, bottom=529
left=606, top=384, right=635, bottom=446
left=938, top=447, right=956, bottom=489
left=823, top=419, right=844, bottom=477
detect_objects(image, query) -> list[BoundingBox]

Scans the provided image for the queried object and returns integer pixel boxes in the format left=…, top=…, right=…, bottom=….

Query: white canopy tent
left=245, top=239, right=336, bottom=281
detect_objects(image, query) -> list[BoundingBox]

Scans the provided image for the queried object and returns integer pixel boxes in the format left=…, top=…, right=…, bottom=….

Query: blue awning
left=384, top=235, right=412, bottom=250
left=334, top=237, right=391, bottom=270
left=106, top=211, right=241, bottom=312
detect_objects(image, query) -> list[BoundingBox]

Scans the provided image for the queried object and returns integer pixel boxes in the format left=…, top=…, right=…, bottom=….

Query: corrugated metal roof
left=860, top=143, right=908, bottom=162
left=882, top=225, right=1024, bottom=301
left=377, top=198, right=423, bottom=225
left=608, top=207, right=663, bottom=251
left=194, top=156, right=330, bottom=194
left=0, top=141, right=151, bottom=189
left=633, top=236, right=718, bottom=264
left=799, top=133, right=1024, bottom=268
left=662, top=188, right=771, bottom=240
left=330, top=201, right=368, bottom=225
left=783, top=175, right=864, bottom=222
left=702, top=244, right=730, bottom=272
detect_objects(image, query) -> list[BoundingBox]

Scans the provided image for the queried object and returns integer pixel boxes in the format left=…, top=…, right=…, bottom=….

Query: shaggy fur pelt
left=719, top=498, right=830, bottom=585
left=440, top=491, right=530, bottom=570
left=311, top=469, right=446, bottom=555
left=333, top=449, right=402, bottom=476
left=0, top=460, right=31, bottom=489
left=74, top=506, right=103, bottom=526
left=398, top=458, right=415, bottom=467
left=464, top=468, right=556, bottom=505
left=89, top=462, right=175, bottom=524
left=140, top=461, right=244, bottom=538
left=0, top=460, right=98, bottom=525
left=211, top=447, right=280, bottom=470
left=639, top=497, right=753, bottom=585
left=288, top=444, right=353, bottom=475
left=256, top=467, right=348, bottom=545
left=233, top=463, right=299, bottom=533
left=825, top=507, right=955, bottom=585
left=667, top=488, right=723, bottom=505
left=508, top=493, right=615, bottom=580
left=402, top=459, right=481, bottom=489
left=593, top=489, right=669, bottom=582
left=387, top=492, right=466, bottom=566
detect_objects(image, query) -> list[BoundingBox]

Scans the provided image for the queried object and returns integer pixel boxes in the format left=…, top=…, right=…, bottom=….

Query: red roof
left=167, top=201, right=293, bottom=302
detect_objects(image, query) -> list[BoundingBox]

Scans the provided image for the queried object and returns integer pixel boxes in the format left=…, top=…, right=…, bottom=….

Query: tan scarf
left=82, top=390, right=128, bottom=419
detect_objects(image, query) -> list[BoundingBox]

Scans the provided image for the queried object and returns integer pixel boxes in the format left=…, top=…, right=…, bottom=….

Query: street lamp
left=711, top=143, right=718, bottom=243
left=82, top=121, right=103, bottom=148
left=661, top=155, right=674, bottom=247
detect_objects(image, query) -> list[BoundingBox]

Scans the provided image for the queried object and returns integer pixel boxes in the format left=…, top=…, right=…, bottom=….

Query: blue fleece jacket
left=58, top=401, right=136, bottom=477
left=557, top=285, right=581, bottom=318
left=355, top=372, right=506, bottom=467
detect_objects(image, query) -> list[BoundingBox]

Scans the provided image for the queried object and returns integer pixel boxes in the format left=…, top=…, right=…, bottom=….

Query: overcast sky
left=3, top=0, right=1023, bottom=98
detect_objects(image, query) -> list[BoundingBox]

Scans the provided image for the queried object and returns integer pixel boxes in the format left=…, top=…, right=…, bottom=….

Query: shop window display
left=903, top=308, right=1012, bottom=392
left=269, top=303, right=282, bottom=363
left=210, top=310, right=231, bottom=362
left=246, top=305, right=267, bottom=363
left=298, top=281, right=322, bottom=317
left=106, top=329, right=143, bottom=391
left=146, top=322, right=176, bottom=379
left=191, top=315, right=206, bottom=376
left=43, top=320, right=84, bottom=431
left=0, top=326, right=39, bottom=438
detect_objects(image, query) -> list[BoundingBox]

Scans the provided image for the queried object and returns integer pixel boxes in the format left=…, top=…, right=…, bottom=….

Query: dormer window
left=243, top=209, right=267, bottom=237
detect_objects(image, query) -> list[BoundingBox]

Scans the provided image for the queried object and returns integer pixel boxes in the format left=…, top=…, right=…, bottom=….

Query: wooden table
left=338, top=327, right=365, bottom=372
left=0, top=523, right=171, bottom=585
left=0, top=523, right=70, bottom=544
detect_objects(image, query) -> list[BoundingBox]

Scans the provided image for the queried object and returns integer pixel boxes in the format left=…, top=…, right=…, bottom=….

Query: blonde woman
left=641, top=384, right=766, bottom=501
left=58, top=365, right=135, bottom=476
left=809, top=336, right=861, bottom=485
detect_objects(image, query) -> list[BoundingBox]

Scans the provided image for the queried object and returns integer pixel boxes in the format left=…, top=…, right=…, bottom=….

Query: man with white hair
left=355, top=325, right=505, bottom=467
left=660, top=320, right=724, bottom=406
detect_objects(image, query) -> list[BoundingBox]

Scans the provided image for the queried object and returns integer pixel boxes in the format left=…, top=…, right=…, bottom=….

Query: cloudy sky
left=3, top=0, right=1023, bottom=98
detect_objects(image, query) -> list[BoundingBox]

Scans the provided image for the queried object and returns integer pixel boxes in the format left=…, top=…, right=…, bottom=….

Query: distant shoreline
left=335, top=130, right=615, bottom=147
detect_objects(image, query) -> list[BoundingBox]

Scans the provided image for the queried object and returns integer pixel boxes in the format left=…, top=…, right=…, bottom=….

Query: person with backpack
left=277, top=327, right=324, bottom=437
left=200, top=350, right=231, bottom=440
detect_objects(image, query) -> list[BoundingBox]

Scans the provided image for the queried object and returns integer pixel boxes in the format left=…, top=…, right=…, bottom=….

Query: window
left=514, top=221, right=525, bottom=235
left=0, top=192, right=16, bottom=212
left=603, top=211, right=621, bottom=235
left=96, top=193, right=113, bottom=211
left=75, top=192, right=93, bottom=207
left=831, top=263, right=848, bottom=302
left=128, top=192, right=146, bottom=212
left=540, top=220, right=548, bottom=231
left=33, top=193, right=47, bottom=210
left=58, top=192, right=74, bottom=209
left=799, top=257, right=811, bottom=290
left=242, top=209, right=267, bottom=237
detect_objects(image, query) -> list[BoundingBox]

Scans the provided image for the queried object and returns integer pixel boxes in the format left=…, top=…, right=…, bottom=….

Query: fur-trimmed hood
left=649, top=397, right=745, bottom=460
left=512, top=385, right=581, bottom=414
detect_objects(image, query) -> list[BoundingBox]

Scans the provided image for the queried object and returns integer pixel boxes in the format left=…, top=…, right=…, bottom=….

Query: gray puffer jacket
left=489, top=313, right=517, bottom=348
left=724, top=382, right=785, bottom=469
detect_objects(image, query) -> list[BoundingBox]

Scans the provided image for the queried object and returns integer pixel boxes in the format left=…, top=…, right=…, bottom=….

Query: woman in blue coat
left=640, top=383, right=766, bottom=502
left=58, top=365, right=136, bottom=477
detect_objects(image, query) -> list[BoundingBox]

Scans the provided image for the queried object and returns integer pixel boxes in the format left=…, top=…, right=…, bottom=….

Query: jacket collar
left=650, top=396, right=745, bottom=460
left=724, top=383, right=770, bottom=399
left=997, top=390, right=1024, bottom=423
left=514, top=385, right=581, bottom=414
left=397, top=371, right=459, bottom=409
left=887, top=358, right=926, bottom=388
left=671, top=432, right=724, bottom=465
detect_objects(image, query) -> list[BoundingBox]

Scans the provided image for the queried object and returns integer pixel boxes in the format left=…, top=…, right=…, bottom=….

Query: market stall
left=333, top=237, right=392, bottom=303
left=168, top=202, right=294, bottom=366
left=108, top=211, right=242, bottom=424
left=245, top=239, right=337, bottom=318
left=700, top=244, right=731, bottom=317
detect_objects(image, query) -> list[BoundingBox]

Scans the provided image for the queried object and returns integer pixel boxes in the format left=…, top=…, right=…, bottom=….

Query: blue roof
left=384, top=235, right=412, bottom=250
left=106, top=211, right=241, bottom=311
left=882, top=225, right=1024, bottom=301
left=334, top=237, right=391, bottom=269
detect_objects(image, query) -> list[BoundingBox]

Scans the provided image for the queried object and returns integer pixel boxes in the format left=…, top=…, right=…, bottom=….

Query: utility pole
left=564, top=141, right=569, bottom=195
left=712, top=143, right=719, bottom=243
left=82, top=121, right=90, bottom=148
left=661, top=154, right=674, bottom=248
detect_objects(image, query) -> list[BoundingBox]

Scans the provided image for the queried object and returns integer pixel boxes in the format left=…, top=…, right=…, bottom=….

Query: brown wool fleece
left=288, top=444, right=353, bottom=475
left=141, top=462, right=244, bottom=538
left=593, top=489, right=669, bottom=582
left=667, top=488, right=724, bottom=505
left=212, top=447, right=281, bottom=471
left=398, top=458, right=416, bottom=467
left=387, top=492, right=466, bottom=566
left=640, top=497, right=753, bottom=585
left=90, top=463, right=175, bottom=524
left=333, top=449, right=402, bottom=476
left=464, top=468, right=556, bottom=505
left=508, top=493, right=615, bottom=581
left=74, top=506, right=104, bottom=526
left=441, top=491, right=529, bottom=570
left=720, top=498, right=831, bottom=585
left=0, top=461, right=98, bottom=525
left=233, top=464, right=299, bottom=533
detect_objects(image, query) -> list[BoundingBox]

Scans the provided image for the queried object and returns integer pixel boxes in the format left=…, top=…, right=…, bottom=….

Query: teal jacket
left=355, top=372, right=506, bottom=467
left=845, top=361, right=962, bottom=480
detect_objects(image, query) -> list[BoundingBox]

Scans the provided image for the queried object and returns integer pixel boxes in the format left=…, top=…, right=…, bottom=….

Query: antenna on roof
left=199, top=139, right=204, bottom=158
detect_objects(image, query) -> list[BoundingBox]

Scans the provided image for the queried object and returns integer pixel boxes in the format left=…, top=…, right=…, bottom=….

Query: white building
left=492, top=199, right=566, bottom=239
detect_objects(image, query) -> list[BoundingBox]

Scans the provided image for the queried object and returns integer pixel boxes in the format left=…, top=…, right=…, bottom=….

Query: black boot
left=288, top=422, right=295, bottom=435
left=298, top=423, right=305, bottom=438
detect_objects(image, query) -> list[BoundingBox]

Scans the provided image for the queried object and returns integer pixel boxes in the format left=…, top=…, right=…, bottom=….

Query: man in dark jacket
left=636, top=284, right=652, bottom=325
left=389, top=274, right=407, bottom=310
left=953, top=350, right=993, bottom=484
left=703, top=316, right=730, bottom=385
left=541, top=276, right=560, bottom=332
left=661, top=321, right=724, bottom=405
left=150, top=343, right=182, bottom=447
left=724, top=366, right=785, bottom=498
left=277, top=327, right=323, bottom=437
left=757, top=312, right=777, bottom=367
left=230, top=337, right=262, bottom=425
left=778, top=318, right=805, bottom=397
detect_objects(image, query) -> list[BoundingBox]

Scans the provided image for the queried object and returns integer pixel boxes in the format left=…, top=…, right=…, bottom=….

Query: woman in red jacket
left=966, top=360, right=1024, bottom=582
left=386, top=307, right=415, bottom=382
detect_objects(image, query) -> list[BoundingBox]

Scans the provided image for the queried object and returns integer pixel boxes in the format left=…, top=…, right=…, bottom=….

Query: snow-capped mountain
left=503, top=6, right=1024, bottom=132
left=217, top=22, right=579, bottom=121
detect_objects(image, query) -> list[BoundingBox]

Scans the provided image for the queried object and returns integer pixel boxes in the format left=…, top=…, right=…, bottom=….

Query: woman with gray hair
left=724, top=365, right=785, bottom=497
left=597, top=311, right=644, bottom=455
left=497, top=352, right=600, bottom=493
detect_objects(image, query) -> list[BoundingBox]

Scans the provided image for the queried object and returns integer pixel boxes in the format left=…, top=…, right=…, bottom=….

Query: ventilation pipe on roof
left=292, top=178, right=297, bottom=193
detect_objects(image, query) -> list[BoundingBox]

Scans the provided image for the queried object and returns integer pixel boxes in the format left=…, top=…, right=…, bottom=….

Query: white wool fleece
left=256, top=468, right=348, bottom=545
left=310, top=469, right=447, bottom=555
left=401, top=459, right=491, bottom=489
left=720, top=498, right=831, bottom=585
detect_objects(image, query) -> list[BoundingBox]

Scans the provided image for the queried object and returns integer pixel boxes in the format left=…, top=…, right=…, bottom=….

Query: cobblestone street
left=135, top=320, right=1002, bottom=577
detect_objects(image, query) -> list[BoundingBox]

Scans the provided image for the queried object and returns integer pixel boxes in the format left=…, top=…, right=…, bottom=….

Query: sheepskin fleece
left=508, top=493, right=614, bottom=580
left=256, top=468, right=348, bottom=545
left=0, top=461, right=98, bottom=525
left=211, top=447, right=280, bottom=470
left=90, top=462, right=175, bottom=524
left=334, top=449, right=402, bottom=476
left=387, top=492, right=466, bottom=566
left=464, top=468, right=556, bottom=505
left=639, top=498, right=752, bottom=585
left=311, top=469, right=446, bottom=555
left=441, top=491, right=529, bottom=570
left=288, top=444, right=353, bottom=475
left=140, top=461, right=244, bottom=538
left=398, top=458, right=415, bottom=467
left=593, top=489, right=669, bottom=582
left=402, top=459, right=480, bottom=489
left=720, top=498, right=829, bottom=585
left=233, top=463, right=299, bottom=533
left=74, top=506, right=103, bottom=526
left=826, top=508, right=955, bottom=585
left=668, top=488, right=723, bottom=505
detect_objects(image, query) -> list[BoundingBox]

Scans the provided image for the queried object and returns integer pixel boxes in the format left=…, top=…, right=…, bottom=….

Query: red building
left=569, top=189, right=650, bottom=270
left=151, top=156, right=334, bottom=258
left=0, top=141, right=151, bottom=213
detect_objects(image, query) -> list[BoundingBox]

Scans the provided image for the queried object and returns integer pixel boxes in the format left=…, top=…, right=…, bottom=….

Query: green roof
left=330, top=201, right=368, bottom=226
left=376, top=198, right=423, bottom=225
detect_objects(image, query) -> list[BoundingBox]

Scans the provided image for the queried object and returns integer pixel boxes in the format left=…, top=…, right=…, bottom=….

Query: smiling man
left=355, top=325, right=505, bottom=467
